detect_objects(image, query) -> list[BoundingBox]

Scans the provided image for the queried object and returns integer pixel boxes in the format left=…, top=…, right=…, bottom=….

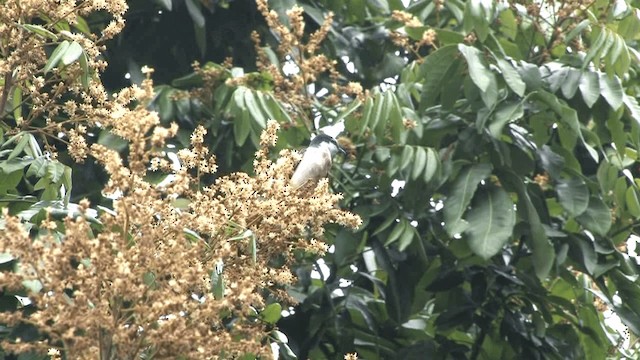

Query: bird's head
left=309, top=133, right=346, bottom=157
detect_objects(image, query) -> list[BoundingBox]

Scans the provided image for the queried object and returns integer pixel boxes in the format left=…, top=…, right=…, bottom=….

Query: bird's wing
left=290, top=147, right=332, bottom=188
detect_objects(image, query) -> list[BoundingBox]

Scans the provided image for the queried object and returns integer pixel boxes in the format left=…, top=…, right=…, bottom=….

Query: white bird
left=290, top=134, right=346, bottom=188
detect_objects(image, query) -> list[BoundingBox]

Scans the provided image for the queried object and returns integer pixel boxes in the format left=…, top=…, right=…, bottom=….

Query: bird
left=290, top=133, right=346, bottom=189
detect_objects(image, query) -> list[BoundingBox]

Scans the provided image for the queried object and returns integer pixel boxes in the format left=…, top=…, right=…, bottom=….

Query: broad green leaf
left=463, top=0, right=491, bottom=41
left=498, top=8, right=517, bottom=40
left=556, top=178, right=589, bottom=216
left=625, top=187, right=640, bottom=218
left=488, top=101, right=523, bottom=137
left=0, top=253, right=14, bottom=264
left=61, top=41, right=83, bottom=65
left=444, top=163, right=493, bottom=236
left=458, top=44, right=491, bottom=92
left=260, top=303, right=282, bottom=324
left=231, top=87, right=250, bottom=146
left=44, top=40, right=70, bottom=73
left=496, top=58, right=525, bottom=97
left=244, top=90, right=266, bottom=128
left=465, top=187, right=516, bottom=259
left=400, top=146, right=414, bottom=171
left=8, top=133, right=30, bottom=160
left=607, top=110, right=626, bottom=156
left=397, top=225, right=417, bottom=252
left=419, top=45, right=460, bottom=110
left=0, top=158, right=33, bottom=173
left=424, top=148, right=439, bottom=183
left=411, top=147, right=426, bottom=180
left=623, top=94, right=640, bottom=125
left=599, top=73, right=624, bottom=110
left=583, top=26, right=607, bottom=68
left=517, top=61, right=543, bottom=90
left=46, top=161, right=65, bottom=183
left=578, top=71, right=600, bottom=108
left=576, top=197, right=612, bottom=236
left=560, top=68, right=581, bottom=99
left=385, top=219, right=406, bottom=245
left=567, top=236, right=597, bottom=275
left=26, top=157, right=48, bottom=178
left=500, top=171, right=554, bottom=279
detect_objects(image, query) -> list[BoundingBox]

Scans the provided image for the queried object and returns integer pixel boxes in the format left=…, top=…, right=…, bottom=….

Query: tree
left=1, top=0, right=639, bottom=359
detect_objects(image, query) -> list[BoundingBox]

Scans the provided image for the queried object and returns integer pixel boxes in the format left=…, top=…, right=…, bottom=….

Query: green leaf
left=231, top=87, right=250, bottom=146
left=424, top=148, right=439, bottom=183
left=385, top=219, right=407, bottom=246
left=463, top=0, right=491, bottom=41
left=458, top=44, right=492, bottom=92
left=0, top=253, right=14, bottom=264
left=625, top=187, right=640, bottom=218
left=155, top=0, right=173, bottom=10
left=79, top=51, right=90, bottom=89
left=465, top=187, right=516, bottom=259
left=583, top=26, right=607, bottom=68
left=575, top=197, right=612, bottom=236
left=211, top=263, right=224, bottom=300
left=411, top=147, right=426, bottom=180
left=419, top=45, right=460, bottom=110
left=62, top=166, right=72, bottom=206
left=444, top=163, right=493, bottom=236
left=567, top=236, right=597, bottom=275
left=488, top=101, right=523, bottom=137
left=369, top=92, right=386, bottom=136
left=560, top=68, right=581, bottom=99
left=12, top=85, right=22, bottom=124
left=74, top=15, right=91, bottom=35
left=260, top=303, right=282, bottom=324
left=500, top=171, right=554, bottom=279
left=397, top=225, right=417, bottom=251
left=26, top=157, right=48, bottom=178
left=0, top=158, right=33, bottom=173
left=623, top=94, right=640, bottom=125
left=578, top=71, right=600, bottom=108
left=21, top=24, right=58, bottom=39
left=44, top=40, right=70, bottom=73
left=185, top=0, right=205, bottom=27
left=46, top=161, right=65, bottom=183
left=598, top=73, right=624, bottom=110
left=388, top=93, right=404, bottom=142
left=496, top=58, right=525, bottom=97
left=244, top=89, right=267, bottom=129
left=8, top=133, right=30, bottom=160
left=556, top=178, right=589, bottom=216
left=399, top=146, right=414, bottom=172
left=61, top=41, right=83, bottom=66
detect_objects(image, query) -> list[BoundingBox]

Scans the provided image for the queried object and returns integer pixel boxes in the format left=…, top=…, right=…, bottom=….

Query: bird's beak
left=338, top=146, right=347, bottom=157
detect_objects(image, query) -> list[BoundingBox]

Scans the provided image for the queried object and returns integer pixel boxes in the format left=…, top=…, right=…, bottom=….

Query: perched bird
left=291, top=134, right=346, bottom=188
